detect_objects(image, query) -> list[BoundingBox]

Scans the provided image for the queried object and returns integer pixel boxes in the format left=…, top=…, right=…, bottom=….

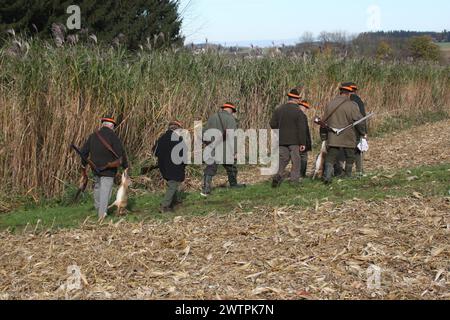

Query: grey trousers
left=278, top=145, right=301, bottom=182
left=94, top=176, right=114, bottom=218
left=162, top=180, right=181, bottom=208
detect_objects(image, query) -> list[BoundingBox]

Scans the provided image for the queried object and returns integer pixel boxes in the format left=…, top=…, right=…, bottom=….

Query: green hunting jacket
left=203, top=110, right=238, bottom=164
left=323, top=95, right=366, bottom=149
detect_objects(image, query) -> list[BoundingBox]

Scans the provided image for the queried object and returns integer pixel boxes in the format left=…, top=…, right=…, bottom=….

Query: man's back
left=81, top=126, right=128, bottom=177
left=205, top=110, right=237, bottom=132
left=270, top=102, right=307, bottom=146
left=154, top=130, right=186, bottom=182
left=324, top=96, right=364, bottom=148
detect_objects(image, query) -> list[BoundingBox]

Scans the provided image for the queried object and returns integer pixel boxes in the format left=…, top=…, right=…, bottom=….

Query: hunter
left=270, top=89, right=309, bottom=187
left=334, top=82, right=367, bottom=177
left=321, top=84, right=366, bottom=184
left=201, top=102, right=246, bottom=197
left=153, top=121, right=187, bottom=213
left=298, top=100, right=313, bottom=179
left=80, top=117, right=129, bottom=220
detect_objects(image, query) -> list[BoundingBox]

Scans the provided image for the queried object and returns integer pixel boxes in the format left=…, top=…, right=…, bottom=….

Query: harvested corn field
left=0, top=197, right=448, bottom=300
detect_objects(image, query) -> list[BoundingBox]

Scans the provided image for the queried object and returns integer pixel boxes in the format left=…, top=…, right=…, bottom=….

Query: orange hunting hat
left=221, top=102, right=237, bottom=113
left=340, top=82, right=357, bottom=93
left=101, top=117, right=117, bottom=125
left=169, top=120, right=183, bottom=128
left=299, top=100, right=312, bottom=109
left=287, top=88, right=301, bottom=99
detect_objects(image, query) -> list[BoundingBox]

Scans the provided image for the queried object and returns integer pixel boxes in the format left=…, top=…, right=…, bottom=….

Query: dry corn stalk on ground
left=0, top=198, right=448, bottom=300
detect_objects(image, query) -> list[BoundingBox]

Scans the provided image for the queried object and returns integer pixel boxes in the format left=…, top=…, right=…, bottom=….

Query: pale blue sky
left=179, top=0, right=450, bottom=45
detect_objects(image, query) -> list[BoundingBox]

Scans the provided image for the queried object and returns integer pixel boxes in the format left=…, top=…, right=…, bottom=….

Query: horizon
left=179, top=0, right=450, bottom=46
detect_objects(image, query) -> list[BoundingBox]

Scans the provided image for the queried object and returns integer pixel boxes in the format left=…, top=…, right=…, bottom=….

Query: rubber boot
left=227, top=170, right=246, bottom=189
left=323, top=163, right=334, bottom=185
left=201, top=175, right=213, bottom=197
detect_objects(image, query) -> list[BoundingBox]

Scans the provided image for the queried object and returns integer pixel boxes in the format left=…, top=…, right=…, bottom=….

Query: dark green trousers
left=325, top=147, right=356, bottom=177
left=161, top=180, right=181, bottom=208
left=204, top=163, right=238, bottom=186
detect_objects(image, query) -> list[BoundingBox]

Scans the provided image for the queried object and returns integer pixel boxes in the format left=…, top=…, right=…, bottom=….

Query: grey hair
left=102, top=122, right=115, bottom=129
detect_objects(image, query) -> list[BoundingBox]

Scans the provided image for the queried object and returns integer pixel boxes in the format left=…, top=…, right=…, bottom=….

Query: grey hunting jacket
left=203, top=110, right=238, bottom=164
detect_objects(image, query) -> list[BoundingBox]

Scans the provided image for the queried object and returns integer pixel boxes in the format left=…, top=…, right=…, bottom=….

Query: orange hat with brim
left=169, top=120, right=183, bottom=128
left=287, top=88, right=301, bottom=99
left=101, top=117, right=117, bottom=125
left=222, top=103, right=237, bottom=113
left=299, top=100, right=312, bottom=109
left=340, top=82, right=357, bottom=93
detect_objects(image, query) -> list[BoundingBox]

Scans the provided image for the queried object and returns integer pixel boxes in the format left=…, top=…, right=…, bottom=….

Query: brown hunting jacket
left=323, top=95, right=366, bottom=149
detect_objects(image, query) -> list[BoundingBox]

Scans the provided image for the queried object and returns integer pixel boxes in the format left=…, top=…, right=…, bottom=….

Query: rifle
left=314, top=113, right=375, bottom=136
left=71, top=144, right=121, bottom=173
left=71, top=144, right=122, bottom=203
left=71, top=144, right=101, bottom=174
left=72, top=168, right=88, bottom=204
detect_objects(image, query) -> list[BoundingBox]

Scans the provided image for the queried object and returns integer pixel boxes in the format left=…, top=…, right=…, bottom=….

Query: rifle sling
left=323, top=99, right=347, bottom=123
left=95, top=131, right=121, bottom=160
left=217, top=113, right=227, bottom=141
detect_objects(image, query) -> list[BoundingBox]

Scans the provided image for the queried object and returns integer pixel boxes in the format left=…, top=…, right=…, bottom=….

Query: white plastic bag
left=358, top=138, right=369, bottom=152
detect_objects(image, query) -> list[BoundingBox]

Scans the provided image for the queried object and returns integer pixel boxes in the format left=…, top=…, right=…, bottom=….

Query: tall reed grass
left=1, top=40, right=449, bottom=200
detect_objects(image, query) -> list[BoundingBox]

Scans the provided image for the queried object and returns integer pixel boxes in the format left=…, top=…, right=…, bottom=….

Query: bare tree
left=301, top=31, right=314, bottom=44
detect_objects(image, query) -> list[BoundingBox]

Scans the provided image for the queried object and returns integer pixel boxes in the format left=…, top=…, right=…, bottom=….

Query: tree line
left=0, top=0, right=183, bottom=49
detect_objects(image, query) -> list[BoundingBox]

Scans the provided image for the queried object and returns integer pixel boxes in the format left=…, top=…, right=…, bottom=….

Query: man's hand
left=81, top=166, right=88, bottom=177
left=300, top=145, right=306, bottom=152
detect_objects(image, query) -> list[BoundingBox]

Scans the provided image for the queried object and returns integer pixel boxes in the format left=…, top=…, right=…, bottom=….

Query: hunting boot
left=272, top=174, right=283, bottom=188
left=159, top=205, right=174, bottom=213
left=323, top=163, right=334, bottom=185
left=201, top=175, right=213, bottom=197
left=345, top=162, right=354, bottom=178
left=170, top=192, right=183, bottom=209
left=227, top=170, right=246, bottom=189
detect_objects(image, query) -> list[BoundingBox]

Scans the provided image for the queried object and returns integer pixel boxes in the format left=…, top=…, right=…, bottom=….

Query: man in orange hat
left=334, top=82, right=367, bottom=177
left=153, top=120, right=187, bottom=212
left=80, top=116, right=128, bottom=220
left=321, top=85, right=366, bottom=184
left=270, top=89, right=309, bottom=187
left=201, top=102, right=246, bottom=197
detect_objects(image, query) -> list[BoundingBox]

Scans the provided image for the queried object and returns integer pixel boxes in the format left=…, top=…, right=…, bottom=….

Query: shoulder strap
left=323, top=99, right=348, bottom=123
left=95, top=130, right=120, bottom=159
left=217, top=112, right=227, bottom=139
